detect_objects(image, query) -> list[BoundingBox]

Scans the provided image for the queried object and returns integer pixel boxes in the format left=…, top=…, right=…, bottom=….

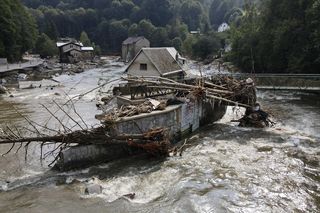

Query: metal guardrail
left=221, top=73, right=320, bottom=79
left=256, top=86, right=320, bottom=91
left=217, top=73, right=320, bottom=92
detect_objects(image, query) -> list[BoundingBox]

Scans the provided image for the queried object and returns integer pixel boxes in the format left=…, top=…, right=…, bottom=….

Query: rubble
left=256, top=145, right=273, bottom=152
left=0, top=57, right=106, bottom=89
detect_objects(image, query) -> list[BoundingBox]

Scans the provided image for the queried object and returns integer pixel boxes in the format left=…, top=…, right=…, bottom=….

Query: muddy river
left=0, top=59, right=319, bottom=213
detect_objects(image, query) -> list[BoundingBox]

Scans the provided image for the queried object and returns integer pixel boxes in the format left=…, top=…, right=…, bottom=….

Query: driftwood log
left=122, top=76, right=256, bottom=107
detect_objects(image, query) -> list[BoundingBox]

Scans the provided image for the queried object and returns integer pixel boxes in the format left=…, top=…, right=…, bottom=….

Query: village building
left=218, top=23, right=230, bottom=32
left=190, top=30, right=201, bottom=35
left=125, top=47, right=186, bottom=81
left=122, top=36, right=150, bottom=63
left=57, top=39, right=94, bottom=63
left=81, top=46, right=95, bottom=61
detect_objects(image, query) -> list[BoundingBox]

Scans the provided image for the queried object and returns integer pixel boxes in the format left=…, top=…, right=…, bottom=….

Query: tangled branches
left=127, top=128, right=171, bottom=156
left=0, top=98, right=90, bottom=166
left=123, top=75, right=256, bottom=108
left=209, top=75, right=257, bottom=106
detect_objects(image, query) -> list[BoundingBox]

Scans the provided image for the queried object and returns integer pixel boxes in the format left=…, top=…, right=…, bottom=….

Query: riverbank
left=0, top=56, right=117, bottom=90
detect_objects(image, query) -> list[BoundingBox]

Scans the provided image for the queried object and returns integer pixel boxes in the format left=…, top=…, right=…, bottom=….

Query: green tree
left=80, top=31, right=92, bottom=46
left=209, top=0, right=230, bottom=28
left=0, top=0, right=37, bottom=61
left=180, top=1, right=204, bottom=31
left=44, top=20, right=59, bottom=40
left=128, top=23, right=139, bottom=36
left=35, top=33, right=57, bottom=58
left=166, top=19, right=189, bottom=41
left=109, top=20, right=128, bottom=52
left=229, top=0, right=319, bottom=73
left=229, top=1, right=260, bottom=72
left=141, top=0, right=173, bottom=26
left=302, top=0, right=320, bottom=71
left=137, top=19, right=156, bottom=39
left=192, top=35, right=221, bottom=59
left=93, top=44, right=102, bottom=56
left=182, top=34, right=197, bottom=55
left=96, top=20, right=110, bottom=52
left=150, top=27, right=170, bottom=47
left=172, top=37, right=183, bottom=51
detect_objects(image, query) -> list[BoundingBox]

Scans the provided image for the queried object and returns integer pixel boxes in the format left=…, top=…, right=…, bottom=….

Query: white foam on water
left=217, top=106, right=246, bottom=124
left=82, top=166, right=182, bottom=204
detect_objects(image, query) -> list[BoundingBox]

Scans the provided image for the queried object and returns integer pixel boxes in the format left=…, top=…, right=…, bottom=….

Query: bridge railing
left=213, top=73, right=320, bottom=91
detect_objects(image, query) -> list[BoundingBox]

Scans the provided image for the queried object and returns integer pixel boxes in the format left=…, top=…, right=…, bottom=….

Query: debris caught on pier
left=0, top=75, right=258, bottom=168
left=120, top=75, right=256, bottom=107
left=231, top=103, right=276, bottom=128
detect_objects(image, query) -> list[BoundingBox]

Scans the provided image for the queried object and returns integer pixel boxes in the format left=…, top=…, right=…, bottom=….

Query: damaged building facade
left=122, top=36, right=150, bottom=63
left=57, top=39, right=94, bottom=63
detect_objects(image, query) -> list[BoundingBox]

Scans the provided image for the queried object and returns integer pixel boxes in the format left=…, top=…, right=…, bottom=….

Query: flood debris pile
left=232, top=103, right=276, bottom=128
left=0, top=75, right=259, bottom=169
left=127, top=128, right=171, bottom=156
left=96, top=99, right=167, bottom=124
left=121, top=75, right=257, bottom=107
left=209, top=76, right=257, bottom=106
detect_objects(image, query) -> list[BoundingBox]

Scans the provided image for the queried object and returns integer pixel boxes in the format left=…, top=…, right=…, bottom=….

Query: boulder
left=84, top=184, right=103, bottom=195
left=18, top=73, right=27, bottom=80
left=0, top=85, right=7, bottom=94
left=123, top=193, right=135, bottom=200
left=256, top=145, right=273, bottom=152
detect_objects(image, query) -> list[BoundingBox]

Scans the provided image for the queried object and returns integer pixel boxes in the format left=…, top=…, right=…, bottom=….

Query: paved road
left=0, top=59, right=43, bottom=73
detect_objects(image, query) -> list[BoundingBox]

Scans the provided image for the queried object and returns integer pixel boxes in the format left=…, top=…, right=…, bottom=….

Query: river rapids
left=0, top=59, right=319, bottom=213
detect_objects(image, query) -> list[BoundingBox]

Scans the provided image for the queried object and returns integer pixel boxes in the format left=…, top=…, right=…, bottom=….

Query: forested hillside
left=229, top=0, right=320, bottom=73
left=1, top=0, right=244, bottom=61
left=0, top=0, right=37, bottom=61
left=1, top=0, right=319, bottom=73
left=21, top=0, right=245, bottom=57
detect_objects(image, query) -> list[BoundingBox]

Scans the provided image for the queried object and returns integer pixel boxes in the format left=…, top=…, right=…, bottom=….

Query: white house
left=125, top=47, right=186, bottom=81
left=218, top=23, right=230, bottom=32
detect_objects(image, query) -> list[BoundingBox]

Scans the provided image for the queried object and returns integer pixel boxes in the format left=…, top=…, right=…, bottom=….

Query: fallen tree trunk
left=0, top=127, right=167, bottom=145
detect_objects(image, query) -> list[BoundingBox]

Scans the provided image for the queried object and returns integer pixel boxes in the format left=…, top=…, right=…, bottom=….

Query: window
left=140, top=63, right=147, bottom=70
